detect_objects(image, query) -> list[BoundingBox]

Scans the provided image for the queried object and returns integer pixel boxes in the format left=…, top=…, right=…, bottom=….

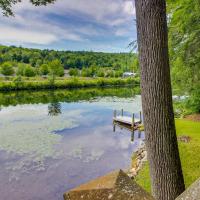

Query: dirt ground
left=185, top=114, right=200, bottom=122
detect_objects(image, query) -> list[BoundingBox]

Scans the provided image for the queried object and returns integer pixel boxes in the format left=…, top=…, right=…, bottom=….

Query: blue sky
left=0, top=0, right=136, bottom=52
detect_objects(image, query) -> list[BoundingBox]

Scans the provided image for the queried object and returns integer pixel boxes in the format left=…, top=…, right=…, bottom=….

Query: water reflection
left=47, top=91, right=62, bottom=116
left=113, top=123, right=143, bottom=143
left=48, top=102, right=62, bottom=116
left=0, top=87, right=143, bottom=200
left=0, top=86, right=140, bottom=108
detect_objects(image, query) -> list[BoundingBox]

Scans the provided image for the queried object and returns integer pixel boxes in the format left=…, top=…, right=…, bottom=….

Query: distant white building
left=122, top=72, right=137, bottom=78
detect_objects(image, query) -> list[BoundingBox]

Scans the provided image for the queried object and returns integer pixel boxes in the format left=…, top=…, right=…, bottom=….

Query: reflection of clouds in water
left=83, top=96, right=142, bottom=112
left=63, top=126, right=133, bottom=163
left=0, top=104, right=86, bottom=177
left=0, top=95, right=143, bottom=200
left=67, top=146, right=105, bottom=163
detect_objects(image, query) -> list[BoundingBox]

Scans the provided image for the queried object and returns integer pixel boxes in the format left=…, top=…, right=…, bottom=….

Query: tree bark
left=134, top=1, right=185, bottom=200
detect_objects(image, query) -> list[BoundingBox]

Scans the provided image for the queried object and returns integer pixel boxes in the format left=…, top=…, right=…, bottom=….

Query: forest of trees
left=0, top=45, right=139, bottom=78
left=168, top=0, right=200, bottom=113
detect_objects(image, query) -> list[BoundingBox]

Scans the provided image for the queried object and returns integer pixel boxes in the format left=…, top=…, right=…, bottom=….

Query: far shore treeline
left=0, top=45, right=139, bottom=78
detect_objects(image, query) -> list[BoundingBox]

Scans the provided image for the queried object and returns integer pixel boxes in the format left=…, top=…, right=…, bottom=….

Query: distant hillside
left=0, top=45, right=138, bottom=71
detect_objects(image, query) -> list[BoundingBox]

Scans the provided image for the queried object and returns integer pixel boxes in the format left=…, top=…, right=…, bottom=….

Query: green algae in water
left=0, top=105, right=84, bottom=173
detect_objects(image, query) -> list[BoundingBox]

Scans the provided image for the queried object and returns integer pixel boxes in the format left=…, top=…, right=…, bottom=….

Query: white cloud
left=123, top=1, right=135, bottom=16
left=115, top=28, right=129, bottom=36
left=0, top=11, right=84, bottom=45
left=0, top=0, right=136, bottom=48
left=12, top=0, right=135, bottom=26
left=0, top=26, right=57, bottom=45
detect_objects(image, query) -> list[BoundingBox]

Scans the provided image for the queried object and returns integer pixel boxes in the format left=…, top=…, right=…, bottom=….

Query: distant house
left=122, top=72, right=137, bottom=78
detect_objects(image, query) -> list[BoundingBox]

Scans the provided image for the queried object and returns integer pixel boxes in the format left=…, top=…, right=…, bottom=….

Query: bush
left=69, top=68, right=79, bottom=76
left=40, top=64, right=49, bottom=75
left=186, top=88, right=200, bottom=113
left=0, top=62, right=15, bottom=76
left=97, top=70, right=105, bottom=77
left=17, top=64, right=26, bottom=76
left=24, top=66, right=36, bottom=77
left=49, top=60, right=64, bottom=77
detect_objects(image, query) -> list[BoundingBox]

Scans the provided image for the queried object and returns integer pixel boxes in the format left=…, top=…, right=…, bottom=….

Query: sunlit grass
left=136, top=119, right=200, bottom=193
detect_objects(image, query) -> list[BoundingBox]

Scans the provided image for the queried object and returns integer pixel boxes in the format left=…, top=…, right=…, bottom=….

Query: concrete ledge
left=176, top=178, right=200, bottom=200
left=63, top=170, right=154, bottom=200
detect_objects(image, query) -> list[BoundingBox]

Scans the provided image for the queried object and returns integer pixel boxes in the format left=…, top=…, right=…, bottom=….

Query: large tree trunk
left=134, top=1, right=185, bottom=200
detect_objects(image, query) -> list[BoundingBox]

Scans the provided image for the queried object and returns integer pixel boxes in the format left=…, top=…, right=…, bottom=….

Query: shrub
left=0, top=62, right=15, bottom=76
left=69, top=68, right=79, bottom=76
left=48, top=59, right=64, bottom=77
left=24, top=66, right=36, bottom=77
left=40, top=64, right=49, bottom=75
left=97, top=70, right=105, bottom=77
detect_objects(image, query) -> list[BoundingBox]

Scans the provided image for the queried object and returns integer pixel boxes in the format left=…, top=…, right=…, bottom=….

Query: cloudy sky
left=0, top=0, right=136, bottom=52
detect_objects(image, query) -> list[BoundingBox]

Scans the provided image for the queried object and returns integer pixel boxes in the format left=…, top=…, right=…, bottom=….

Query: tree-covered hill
left=0, top=45, right=138, bottom=71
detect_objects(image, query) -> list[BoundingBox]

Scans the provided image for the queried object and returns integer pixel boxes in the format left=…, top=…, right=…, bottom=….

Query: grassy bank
left=135, top=119, right=200, bottom=193
left=0, top=77, right=139, bottom=91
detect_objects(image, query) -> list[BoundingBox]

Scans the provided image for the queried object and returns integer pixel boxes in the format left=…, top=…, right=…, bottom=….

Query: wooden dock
left=112, top=110, right=144, bottom=142
left=113, top=116, right=141, bottom=126
left=113, top=110, right=143, bottom=132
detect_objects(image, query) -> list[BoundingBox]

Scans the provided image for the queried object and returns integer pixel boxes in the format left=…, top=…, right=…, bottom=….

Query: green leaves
left=0, top=61, right=15, bottom=76
left=168, top=0, right=200, bottom=113
left=0, top=0, right=55, bottom=16
left=48, top=59, right=64, bottom=77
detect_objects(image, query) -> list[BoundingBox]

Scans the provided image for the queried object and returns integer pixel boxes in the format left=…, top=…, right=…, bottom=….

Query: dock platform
left=113, top=110, right=143, bottom=132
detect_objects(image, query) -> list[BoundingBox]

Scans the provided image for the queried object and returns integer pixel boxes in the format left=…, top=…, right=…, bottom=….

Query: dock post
left=140, top=111, right=142, bottom=122
left=131, top=131, right=135, bottom=142
left=114, top=110, right=117, bottom=118
left=121, top=109, right=124, bottom=117
left=138, top=130, right=141, bottom=139
left=113, top=123, right=116, bottom=132
left=132, top=113, right=135, bottom=128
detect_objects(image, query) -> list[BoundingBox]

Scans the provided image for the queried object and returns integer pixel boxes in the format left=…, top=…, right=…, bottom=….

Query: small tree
left=69, top=68, right=79, bottom=77
left=48, top=59, right=64, bottom=77
left=40, top=64, right=49, bottom=75
left=0, top=62, right=15, bottom=76
left=24, top=66, right=36, bottom=77
left=17, top=63, right=26, bottom=76
left=97, top=69, right=105, bottom=77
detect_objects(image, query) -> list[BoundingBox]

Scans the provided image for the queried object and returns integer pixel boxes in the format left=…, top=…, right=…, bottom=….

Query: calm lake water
left=0, top=87, right=144, bottom=200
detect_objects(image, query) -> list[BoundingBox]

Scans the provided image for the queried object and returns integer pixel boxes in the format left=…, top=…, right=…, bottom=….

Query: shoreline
left=0, top=77, right=139, bottom=92
left=128, top=141, right=147, bottom=179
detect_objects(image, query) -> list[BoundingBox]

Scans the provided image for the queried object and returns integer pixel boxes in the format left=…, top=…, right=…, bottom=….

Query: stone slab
left=176, top=178, right=200, bottom=200
left=63, top=170, right=154, bottom=200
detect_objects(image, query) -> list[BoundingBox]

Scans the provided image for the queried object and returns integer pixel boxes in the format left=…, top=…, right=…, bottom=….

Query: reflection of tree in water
left=48, top=91, right=62, bottom=116
left=48, top=102, right=62, bottom=116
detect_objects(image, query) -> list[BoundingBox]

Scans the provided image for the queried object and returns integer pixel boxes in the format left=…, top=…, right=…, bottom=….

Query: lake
left=0, top=87, right=144, bottom=200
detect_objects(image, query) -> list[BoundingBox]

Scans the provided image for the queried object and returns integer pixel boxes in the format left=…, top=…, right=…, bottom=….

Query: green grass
left=135, top=119, right=200, bottom=193
left=0, top=77, right=139, bottom=91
